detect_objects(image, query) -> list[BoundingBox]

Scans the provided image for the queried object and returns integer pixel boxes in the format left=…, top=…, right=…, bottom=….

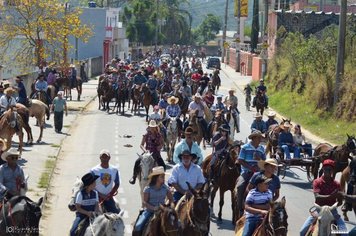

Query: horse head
left=346, top=134, right=356, bottom=156
left=103, top=212, right=125, bottom=236
left=68, top=177, right=83, bottom=211
left=26, top=197, right=43, bottom=230
left=269, top=196, right=288, bottom=236
left=2, top=108, right=18, bottom=129
left=314, top=202, right=338, bottom=236
left=139, top=152, right=155, bottom=180
left=168, top=117, right=177, bottom=132
left=158, top=204, right=180, bottom=236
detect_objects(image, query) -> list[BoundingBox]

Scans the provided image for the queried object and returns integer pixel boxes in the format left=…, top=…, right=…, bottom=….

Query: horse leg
left=145, top=106, right=149, bottom=122
left=218, top=190, right=224, bottom=221
left=210, top=186, right=218, bottom=215
left=231, top=190, right=236, bottom=225
left=17, top=130, right=24, bottom=156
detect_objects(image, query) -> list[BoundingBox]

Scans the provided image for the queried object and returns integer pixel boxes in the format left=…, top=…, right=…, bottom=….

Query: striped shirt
left=245, top=188, right=272, bottom=219
left=238, top=142, right=265, bottom=174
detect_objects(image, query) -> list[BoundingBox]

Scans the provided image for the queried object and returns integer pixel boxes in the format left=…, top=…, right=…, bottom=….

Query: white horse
left=138, top=153, right=156, bottom=207
left=226, top=107, right=240, bottom=140
left=84, top=212, right=125, bottom=236
left=310, top=202, right=339, bottom=236
left=166, top=117, right=178, bottom=163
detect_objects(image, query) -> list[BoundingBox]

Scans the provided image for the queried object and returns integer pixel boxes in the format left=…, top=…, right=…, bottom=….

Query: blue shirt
left=147, top=78, right=158, bottom=90
left=35, top=80, right=48, bottom=91
left=238, top=142, right=265, bottom=174
left=166, top=104, right=181, bottom=118
left=17, top=82, right=27, bottom=99
left=168, top=163, right=205, bottom=191
left=251, top=120, right=267, bottom=133
left=250, top=172, right=280, bottom=196
left=144, top=184, right=169, bottom=212
left=158, top=99, right=168, bottom=109
left=133, top=74, right=147, bottom=85
left=257, top=85, right=267, bottom=93
left=245, top=188, right=272, bottom=219
left=173, top=139, right=203, bottom=165
left=265, top=119, right=278, bottom=130
left=278, top=131, right=294, bottom=147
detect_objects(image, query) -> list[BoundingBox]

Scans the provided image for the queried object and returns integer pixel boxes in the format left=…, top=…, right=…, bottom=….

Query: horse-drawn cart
left=277, top=156, right=316, bottom=182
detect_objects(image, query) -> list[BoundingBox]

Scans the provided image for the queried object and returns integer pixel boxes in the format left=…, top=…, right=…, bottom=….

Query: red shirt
left=313, top=176, right=340, bottom=206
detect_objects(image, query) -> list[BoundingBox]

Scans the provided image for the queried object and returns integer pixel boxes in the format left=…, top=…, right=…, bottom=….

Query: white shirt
left=91, top=165, right=120, bottom=195
left=0, top=95, right=16, bottom=112
left=168, top=163, right=205, bottom=191
left=188, top=101, right=204, bottom=117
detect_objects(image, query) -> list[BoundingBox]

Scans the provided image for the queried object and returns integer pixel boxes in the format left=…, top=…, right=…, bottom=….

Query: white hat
left=167, top=96, right=179, bottom=104
left=99, top=149, right=111, bottom=157
left=267, top=111, right=276, bottom=117
left=148, top=120, right=158, bottom=128
left=148, top=166, right=166, bottom=179
left=253, top=112, right=262, bottom=118
left=1, top=148, right=20, bottom=161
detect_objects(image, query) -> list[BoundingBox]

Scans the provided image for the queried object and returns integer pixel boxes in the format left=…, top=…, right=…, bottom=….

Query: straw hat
left=267, top=111, right=276, bottom=117
left=4, top=87, right=15, bottom=95
left=253, top=112, right=262, bottom=118
left=0, top=138, right=7, bottom=151
left=1, top=148, right=20, bottom=161
left=228, top=88, right=235, bottom=92
left=281, top=122, right=292, bottom=129
left=70, top=64, right=76, bottom=68
left=148, top=120, right=158, bottom=128
left=148, top=166, right=165, bottom=179
left=193, top=93, right=202, bottom=99
left=167, top=96, right=179, bottom=104
left=258, top=158, right=282, bottom=170
left=248, top=130, right=264, bottom=139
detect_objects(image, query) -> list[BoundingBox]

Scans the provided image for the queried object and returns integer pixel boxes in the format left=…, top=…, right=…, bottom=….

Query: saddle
left=75, top=217, right=89, bottom=236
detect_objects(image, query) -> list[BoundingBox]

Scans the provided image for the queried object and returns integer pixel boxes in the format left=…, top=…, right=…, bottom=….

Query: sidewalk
left=23, top=78, right=98, bottom=202
left=220, top=62, right=334, bottom=147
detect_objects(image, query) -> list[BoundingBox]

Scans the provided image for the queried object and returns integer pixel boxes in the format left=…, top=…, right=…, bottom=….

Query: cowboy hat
left=0, top=138, right=7, bottom=151
left=1, top=148, right=20, bottom=161
left=81, top=173, right=99, bottom=188
left=281, top=122, right=292, bottom=129
left=99, top=149, right=111, bottom=158
left=193, top=93, right=202, bottom=99
left=219, top=124, right=230, bottom=132
left=267, top=111, right=276, bottom=117
left=148, top=166, right=166, bottom=179
left=4, top=87, right=15, bottom=95
left=254, top=175, right=272, bottom=185
left=178, top=150, right=194, bottom=160
left=167, top=96, right=179, bottom=104
left=148, top=120, right=158, bottom=128
left=230, top=140, right=243, bottom=149
left=258, top=158, right=282, bottom=170
left=248, top=130, right=264, bottom=139
left=228, top=88, right=235, bottom=92
left=69, top=64, right=76, bottom=68
left=253, top=112, right=262, bottom=118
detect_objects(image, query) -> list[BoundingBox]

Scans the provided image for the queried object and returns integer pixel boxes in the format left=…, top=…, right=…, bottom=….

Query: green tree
left=194, top=14, right=222, bottom=45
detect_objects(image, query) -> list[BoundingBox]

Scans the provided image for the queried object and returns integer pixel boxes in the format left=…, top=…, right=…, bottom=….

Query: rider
left=224, top=88, right=240, bottom=133
left=132, top=166, right=173, bottom=236
left=278, top=122, right=300, bottom=160
left=162, top=96, right=183, bottom=132
left=203, top=89, right=215, bottom=108
left=0, top=149, right=26, bottom=200
left=247, top=158, right=281, bottom=201
left=265, top=111, right=278, bottom=130
left=158, top=93, right=169, bottom=110
left=132, top=69, right=148, bottom=106
left=251, top=112, right=267, bottom=134
left=173, top=127, right=203, bottom=165
left=90, top=149, right=121, bottom=213
left=146, top=74, right=159, bottom=105
left=187, top=93, right=208, bottom=141
left=252, top=79, right=268, bottom=109
left=181, top=80, right=192, bottom=102
left=168, top=150, right=205, bottom=203
left=242, top=175, right=273, bottom=236
left=0, top=87, right=17, bottom=116
left=14, top=76, right=27, bottom=106
left=235, top=130, right=266, bottom=219
left=212, top=95, right=226, bottom=114
left=69, top=172, right=99, bottom=236
left=33, top=74, right=52, bottom=105
left=198, top=72, right=210, bottom=95
left=244, top=83, right=253, bottom=99
left=69, top=64, right=77, bottom=89
left=209, top=124, right=231, bottom=184
left=293, top=124, right=313, bottom=157
left=129, top=120, right=165, bottom=185
left=299, top=159, right=347, bottom=236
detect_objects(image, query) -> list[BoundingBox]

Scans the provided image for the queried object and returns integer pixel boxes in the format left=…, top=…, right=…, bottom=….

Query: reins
left=2, top=198, right=19, bottom=236
left=99, top=191, right=118, bottom=206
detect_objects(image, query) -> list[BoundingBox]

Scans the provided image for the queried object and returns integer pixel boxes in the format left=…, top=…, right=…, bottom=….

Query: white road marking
left=125, top=224, right=132, bottom=234
left=120, top=198, right=127, bottom=205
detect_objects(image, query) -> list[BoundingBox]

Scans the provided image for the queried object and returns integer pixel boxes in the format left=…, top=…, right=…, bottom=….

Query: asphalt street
left=37, top=65, right=355, bottom=236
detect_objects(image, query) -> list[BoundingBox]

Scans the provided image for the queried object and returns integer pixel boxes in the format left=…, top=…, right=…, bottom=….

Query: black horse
left=0, top=196, right=43, bottom=235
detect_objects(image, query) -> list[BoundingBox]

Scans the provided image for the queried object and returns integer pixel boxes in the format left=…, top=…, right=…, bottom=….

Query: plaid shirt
left=166, top=105, right=181, bottom=118
left=143, top=130, right=162, bottom=153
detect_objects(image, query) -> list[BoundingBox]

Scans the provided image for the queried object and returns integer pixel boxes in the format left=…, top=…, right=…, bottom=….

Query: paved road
left=39, top=67, right=356, bottom=236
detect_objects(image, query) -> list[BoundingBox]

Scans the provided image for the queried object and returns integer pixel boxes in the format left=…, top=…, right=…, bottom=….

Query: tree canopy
left=193, top=14, right=222, bottom=45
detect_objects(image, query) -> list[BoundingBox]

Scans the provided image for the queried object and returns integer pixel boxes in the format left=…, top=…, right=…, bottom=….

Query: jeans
left=242, top=217, right=262, bottom=236
left=349, top=226, right=356, bottom=236
left=299, top=209, right=347, bottom=236
left=173, top=191, right=184, bottom=204
left=281, top=145, right=300, bottom=159
left=198, top=117, right=208, bottom=139
left=236, top=172, right=253, bottom=218
left=134, top=210, right=153, bottom=231
left=54, top=111, right=64, bottom=132
left=103, top=197, right=120, bottom=213
left=70, top=215, right=86, bottom=236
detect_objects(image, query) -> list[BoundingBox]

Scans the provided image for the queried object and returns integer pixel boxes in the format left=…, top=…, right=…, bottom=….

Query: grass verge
left=38, top=159, right=56, bottom=189
left=270, top=90, right=356, bottom=145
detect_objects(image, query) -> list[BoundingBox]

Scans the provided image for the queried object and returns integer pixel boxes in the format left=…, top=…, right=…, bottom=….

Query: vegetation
left=267, top=23, right=356, bottom=144
left=0, top=0, right=92, bottom=70
left=192, top=14, right=222, bottom=45
left=38, top=159, right=56, bottom=188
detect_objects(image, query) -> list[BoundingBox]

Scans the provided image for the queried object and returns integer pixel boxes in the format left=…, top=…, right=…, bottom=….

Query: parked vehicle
left=206, top=57, right=221, bottom=70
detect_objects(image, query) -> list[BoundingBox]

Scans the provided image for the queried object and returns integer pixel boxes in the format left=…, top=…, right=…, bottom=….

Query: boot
left=209, top=166, right=215, bottom=185
left=129, top=174, right=137, bottom=185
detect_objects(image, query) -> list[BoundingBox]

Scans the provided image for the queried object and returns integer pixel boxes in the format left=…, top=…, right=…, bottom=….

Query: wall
left=252, top=57, right=263, bottom=81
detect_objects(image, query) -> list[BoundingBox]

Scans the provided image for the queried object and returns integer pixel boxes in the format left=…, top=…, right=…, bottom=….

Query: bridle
left=160, top=209, right=179, bottom=235
left=265, top=207, right=288, bottom=236
left=187, top=196, right=209, bottom=234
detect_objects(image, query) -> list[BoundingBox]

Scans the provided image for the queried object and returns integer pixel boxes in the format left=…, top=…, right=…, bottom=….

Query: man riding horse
left=146, top=74, right=159, bottom=105
left=224, top=88, right=240, bottom=132
left=0, top=87, right=17, bottom=116
left=252, top=79, right=268, bottom=109
left=186, top=94, right=208, bottom=141
left=132, top=69, right=148, bottom=106
left=32, top=74, right=52, bottom=106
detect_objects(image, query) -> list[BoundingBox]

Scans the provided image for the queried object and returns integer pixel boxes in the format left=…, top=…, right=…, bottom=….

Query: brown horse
left=211, top=69, right=221, bottom=93
left=187, top=110, right=203, bottom=146
left=207, top=111, right=225, bottom=141
left=15, top=104, right=33, bottom=145
left=201, top=143, right=241, bottom=223
left=255, top=92, right=266, bottom=116
left=265, top=119, right=290, bottom=158
left=312, top=135, right=356, bottom=180
left=28, top=99, right=50, bottom=143
left=142, top=204, right=180, bottom=236
left=114, top=82, right=128, bottom=114
left=0, top=108, right=24, bottom=155
left=235, top=197, right=288, bottom=236
left=60, top=75, right=82, bottom=101
left=97, top=77, right=115, bottom=112
left=172, top=87, right=189, bottom=121
left=47, top=85, right=56, bottom=100
left=142, top=85, right=157, bottom=122
left=131, top=85, right=141, bottom=114
left=176, top=182, right=210, bottom=236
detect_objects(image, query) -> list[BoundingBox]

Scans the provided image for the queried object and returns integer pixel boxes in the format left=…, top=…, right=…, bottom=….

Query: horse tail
left=45, top=104, right=50, bottom=120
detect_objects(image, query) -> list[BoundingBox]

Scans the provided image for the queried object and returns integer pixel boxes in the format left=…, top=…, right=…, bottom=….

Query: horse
left=60, top=75, right=82, bottom=101
left=142, top=204, right=179, bottom=236
left=211, top=70, right=221, bottom=93
left=187, top=110, right=204, bottom=147
left=201, top=143, right=241, bottom=223
left=83, top=212, right=125, bottom=236
left=305, top=202, right=338, bottom=236
left=235, top=197, right=288, bottom=236
left=255, top=92, right=266, bottom=116
left=0, top=108, right=24, bottom=154
left=166, top=118, right=179, bottom=163
left=100, top=80, right=115, bottom=113
left=207, top=110, right=225, bottom=142
left=27, top=99, right=50, bottom=143
left=0, top=196, right=43, bottom=235
left=172, top=87, right=189, bottom=121
left=15, top=103, right=33, bottom=145
left=142, top=85, right=157, bottom=122
left=312, top=134, right=356, bottom=180
left=138, top=153, right=156, bottom=207
left=176, top=182, right=210, bottom=236
left=340, top=152, right=356, bottom=221
left=226, top=106, right=240, bottom=140
left=114, top=82, right=128, bottom=115
left=131, top=85, right=141, bottom=114
left=265, top=119, right=291, bottom=158
left=47, top=85, right=57, bottom=100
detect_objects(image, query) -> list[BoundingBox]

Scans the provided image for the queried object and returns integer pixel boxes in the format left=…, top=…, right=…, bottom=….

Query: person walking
left=51, top=91, right=68, bottom=133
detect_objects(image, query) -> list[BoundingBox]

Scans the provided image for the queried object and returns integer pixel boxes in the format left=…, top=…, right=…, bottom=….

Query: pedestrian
left=51, top=91, right=68, bottom=133
left=90, top=149, right=121, bottom=213
left=80, top=62, right=88, bottom=82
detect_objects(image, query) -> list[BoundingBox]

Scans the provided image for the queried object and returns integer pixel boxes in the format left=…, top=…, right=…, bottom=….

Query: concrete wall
left=252, top=57, right=263, bottom=81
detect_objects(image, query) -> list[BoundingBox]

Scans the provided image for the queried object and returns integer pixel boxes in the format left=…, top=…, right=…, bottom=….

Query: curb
left=40, top=83, right=98, bottom=211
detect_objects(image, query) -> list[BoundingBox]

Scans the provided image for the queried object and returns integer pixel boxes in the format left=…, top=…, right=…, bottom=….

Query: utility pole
left=222, top=0, right=229, bottom=63
left=334, top=0, right=347, bottom=106
left=154, top=0, right=159, bottom=52
left=236, top=0, right=241, bottom=72
left=63, top=2, right=69, bottom=68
